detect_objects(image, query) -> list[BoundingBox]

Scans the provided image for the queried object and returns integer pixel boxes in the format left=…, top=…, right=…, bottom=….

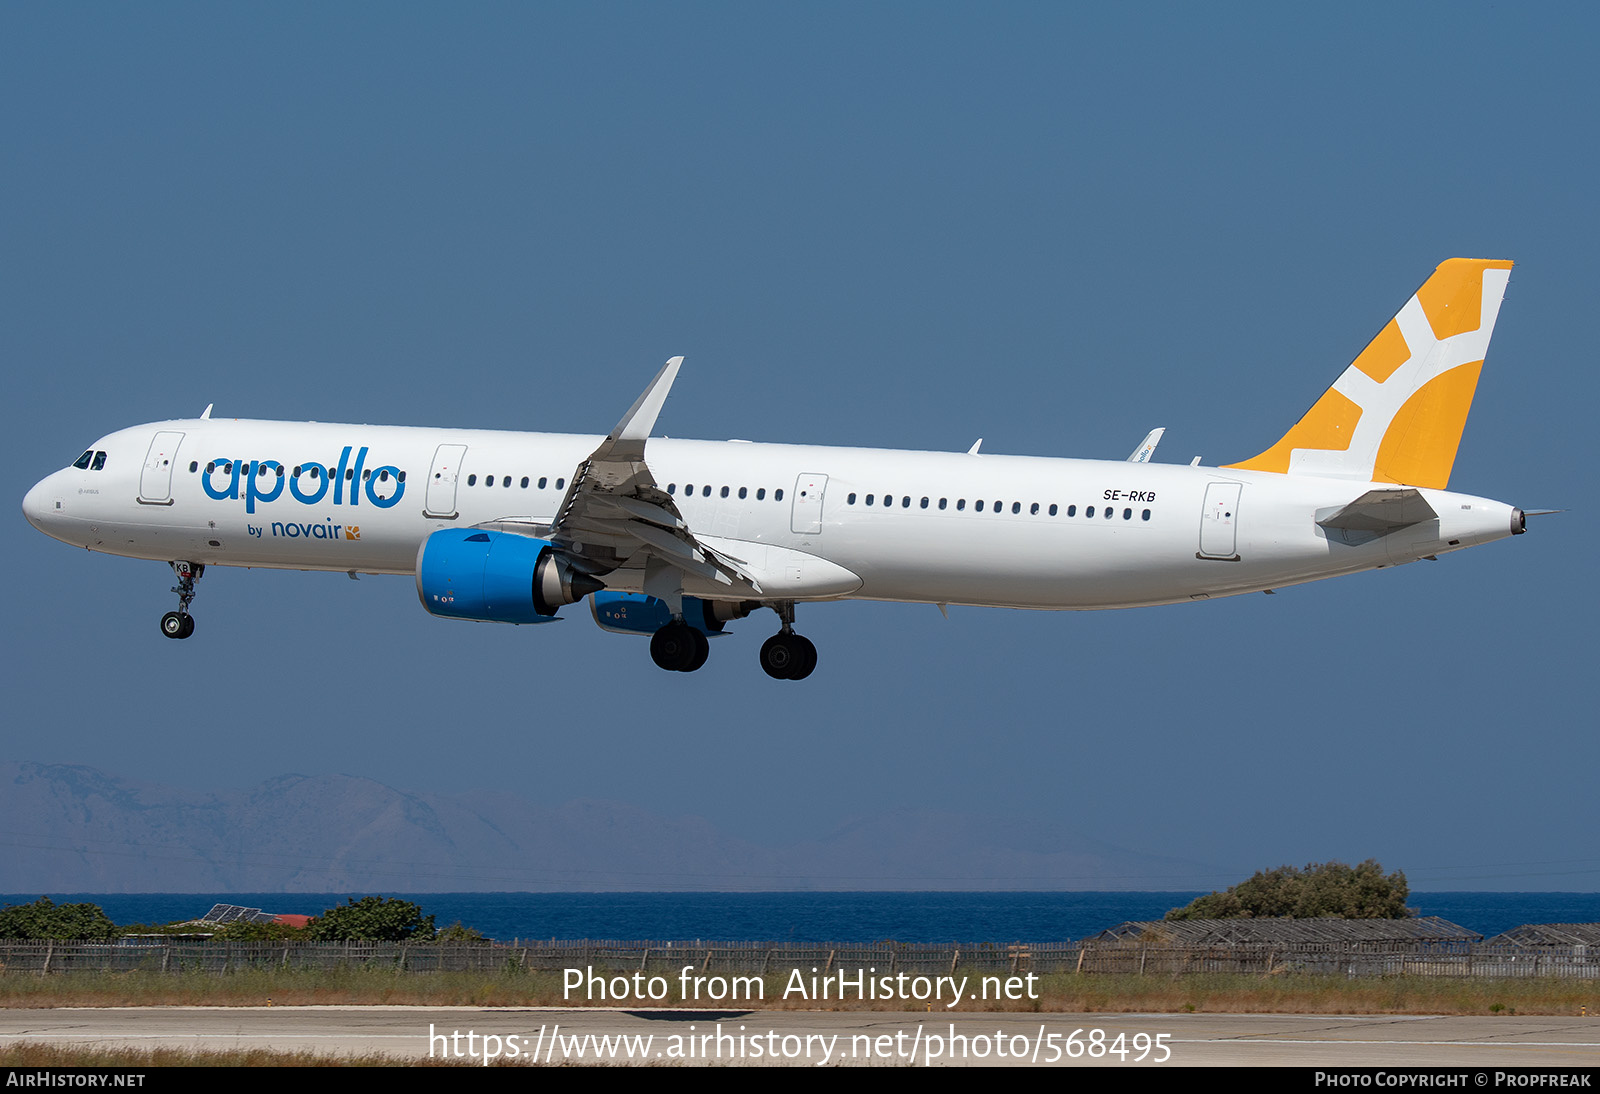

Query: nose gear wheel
left=160, top=561, right=203, bottom=640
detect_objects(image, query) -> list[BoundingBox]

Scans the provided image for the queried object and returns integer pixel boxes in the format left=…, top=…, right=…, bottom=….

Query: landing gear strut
left=759, top=601, right=816, bottom=680
left=650, top=621, right=710, bottom=672
left=159, top=561, right=203, bottom=640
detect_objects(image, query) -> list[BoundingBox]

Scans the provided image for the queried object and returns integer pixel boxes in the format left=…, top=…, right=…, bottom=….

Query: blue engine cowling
left=590, top=590, right=752, bottom=637
left=416, top=528, right=601, bottom=624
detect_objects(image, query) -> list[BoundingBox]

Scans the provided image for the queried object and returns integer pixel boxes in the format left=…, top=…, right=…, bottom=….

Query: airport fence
left=2, top=939, right=1600, bottom=979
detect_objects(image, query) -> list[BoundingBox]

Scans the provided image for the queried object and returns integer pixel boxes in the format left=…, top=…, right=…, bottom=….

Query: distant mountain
left=1, top=761, right=1205, bottom=892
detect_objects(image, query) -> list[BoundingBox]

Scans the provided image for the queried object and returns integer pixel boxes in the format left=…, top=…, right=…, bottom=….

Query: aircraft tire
left=160, top=612, right=187, bottom=639
left=682, top=629, right=710, bottom=672
left=788, top=635, right=817, bottom=680
left=760, top=633, right=804, bottom=679
left=650, top=622, right=697, bottom=672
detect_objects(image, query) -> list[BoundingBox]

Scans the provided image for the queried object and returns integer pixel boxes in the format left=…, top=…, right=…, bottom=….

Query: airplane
left=23, top=258, right=1536, bottom=680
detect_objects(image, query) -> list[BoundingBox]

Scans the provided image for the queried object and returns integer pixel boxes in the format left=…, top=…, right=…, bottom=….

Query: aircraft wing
left=478, top=358, right=762, bottom=594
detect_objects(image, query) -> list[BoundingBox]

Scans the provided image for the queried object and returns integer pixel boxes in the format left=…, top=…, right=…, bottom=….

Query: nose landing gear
left=159, top=561, right=203, bottom=640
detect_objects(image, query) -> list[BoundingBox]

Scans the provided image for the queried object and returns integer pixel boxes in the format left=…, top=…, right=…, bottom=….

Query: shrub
left=0, top=898, right=118, bottom=941
left=306, top=897, right=437, bottom=942
left=1166, top=860, right=1412, bottom=920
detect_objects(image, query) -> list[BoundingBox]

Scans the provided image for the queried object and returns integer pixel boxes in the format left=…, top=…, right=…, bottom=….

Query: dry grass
left=1, top=967, right=1596, bottom=1015
left=0, top=1042, right=498, bottom=1067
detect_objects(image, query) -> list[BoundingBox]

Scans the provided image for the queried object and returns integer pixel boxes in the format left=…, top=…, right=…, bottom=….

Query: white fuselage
left=23, top=417, right=1520, bottom=612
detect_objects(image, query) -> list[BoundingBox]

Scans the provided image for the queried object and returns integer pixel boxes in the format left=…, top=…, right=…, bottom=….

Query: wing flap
left=522, top=357, right=767, bottom=598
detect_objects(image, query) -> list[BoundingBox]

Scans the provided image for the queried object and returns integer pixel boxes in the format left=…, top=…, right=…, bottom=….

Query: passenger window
left=1049, top=504, right=1057, bottom=516
left=866, top=494, right=874, bottom=505
left=556, top=478, right=565, bottom=489
left=738, top=487, right=747, bottom=499
left=207, top=461, right=216, bottom=474
left=468, top=475, right=477, bottom=486
left=920, top=497, right=929, bottom=509
left=757, top=488, right=766, bottom=500
left=72, top=450, right=94, bottom=470
left=539, top=477, right=548, bottom=489
left=938, top=498, right=947, bottom=510
left=668, top=483, right=677, bottom=495
left=1086, top=506, right=1094, bottom=517
left=901, top=496, right=910, bottom=508
left=398, top=471, right=406, bottom=483
left=1142, top=508, right=1151, bottom=521
left=485, top=475, right=494, bottom=487
left=957, top=499, right=966, bottom=510
left=721, top=486, right=729, bottom=498
left=1105, top=507, right=1114, bottom=519
left=702, top=485, right=711, bottom=497
left=520, top=476, right=528, bottom=488
left=1030, top=503, right=1039, bottom=515
left=189, top=461, right=198, bottom=473
left=1067, top=504, right=1076, bottom=517
left=503, top=476, right=511, bottom=487
left=775, top=488, right=784, bottom=501
left=1011, top=502, right=1021, bottom=514
left=848, top=493, right=857, bottom=505
left=1123, top=508, right=1132, bottom=520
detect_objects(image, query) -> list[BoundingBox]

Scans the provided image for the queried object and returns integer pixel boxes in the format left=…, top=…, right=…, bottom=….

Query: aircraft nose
left=22, top=476, right=56, bottom=532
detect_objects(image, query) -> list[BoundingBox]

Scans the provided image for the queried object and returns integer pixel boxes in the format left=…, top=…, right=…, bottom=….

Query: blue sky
left=4, top=3, right=1595, bottom=890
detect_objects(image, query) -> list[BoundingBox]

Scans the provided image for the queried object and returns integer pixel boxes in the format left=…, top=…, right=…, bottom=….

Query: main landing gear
left=645, top=601, right=817, bottom=680
left=159, top=561, right=203, bottom=640
left=649, top=620, right=710, bottom=672
left=759, top=601, right=816, bottom=681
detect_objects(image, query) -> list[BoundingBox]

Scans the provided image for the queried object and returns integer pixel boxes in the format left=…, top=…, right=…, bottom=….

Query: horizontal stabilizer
left=1317, top=488, right=1437, bottom=536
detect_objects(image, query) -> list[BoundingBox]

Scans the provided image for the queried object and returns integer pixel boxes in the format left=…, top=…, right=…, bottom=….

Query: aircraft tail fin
left=1223, top=258, right=1513, bottom=489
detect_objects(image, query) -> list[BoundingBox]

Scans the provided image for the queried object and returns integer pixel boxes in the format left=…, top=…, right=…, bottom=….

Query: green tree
left=306, top=897, right=437, bottom=941
left=0, top=897, right=118, bottom=941
left=432, top=921, right=486, bottom=944
left=1166, top=860, right=1412, bottom=920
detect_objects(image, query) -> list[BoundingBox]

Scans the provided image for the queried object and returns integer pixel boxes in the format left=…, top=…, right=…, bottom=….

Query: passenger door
left=790, top=473, right=828, bottom=535
left=425, top=444, right=468, bottom=518
left=1198, top=481, right=1242, bottom=560
left=138, top=431, right=185, bottom=504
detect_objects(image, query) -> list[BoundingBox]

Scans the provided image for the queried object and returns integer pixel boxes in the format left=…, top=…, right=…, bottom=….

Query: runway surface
left=6, top=1007, right=1600, bottom=1066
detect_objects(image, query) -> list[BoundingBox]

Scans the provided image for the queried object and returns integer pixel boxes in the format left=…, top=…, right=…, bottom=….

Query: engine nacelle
left=416, top=528, right=602, bottom=624
left=590, top=590, right=756, bottom=637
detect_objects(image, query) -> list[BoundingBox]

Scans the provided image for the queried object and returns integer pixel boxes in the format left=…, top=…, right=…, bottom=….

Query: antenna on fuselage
left=200, top=404, right=213, bottom=420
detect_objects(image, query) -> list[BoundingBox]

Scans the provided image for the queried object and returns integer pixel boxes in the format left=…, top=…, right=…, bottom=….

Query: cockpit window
left=90, top=451, right=107, bottom=471
left=72, top=450, right=94, bottom=470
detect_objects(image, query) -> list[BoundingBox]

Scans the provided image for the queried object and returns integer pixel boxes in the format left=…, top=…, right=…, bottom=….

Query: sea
left=6, top=892, right=1600, bottom=944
